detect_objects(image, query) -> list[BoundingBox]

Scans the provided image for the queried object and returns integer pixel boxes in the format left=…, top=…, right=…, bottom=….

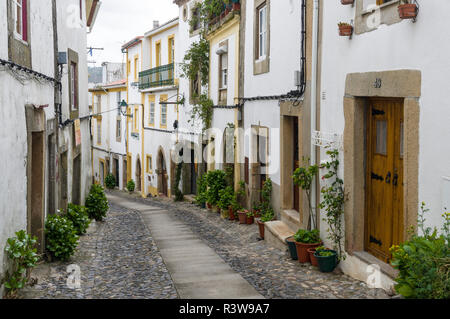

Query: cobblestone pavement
left=19, top=189, right=391, bottom=299
left=112, top=191, right=392, bottom=299
left=19, top=202, right=178, bottom=299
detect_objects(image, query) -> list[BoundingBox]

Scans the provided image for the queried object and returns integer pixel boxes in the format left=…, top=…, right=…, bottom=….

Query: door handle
left=385, top=172, right=391, bottom=184
left=393, top=174, right=398, bottom=186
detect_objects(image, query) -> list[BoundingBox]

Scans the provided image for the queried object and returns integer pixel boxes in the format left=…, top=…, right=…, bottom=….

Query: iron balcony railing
left=139, top=63, right=175, bottom=90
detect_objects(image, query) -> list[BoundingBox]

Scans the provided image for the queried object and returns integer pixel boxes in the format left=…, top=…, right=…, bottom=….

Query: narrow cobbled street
left=20, top=190, right=391, bottom=299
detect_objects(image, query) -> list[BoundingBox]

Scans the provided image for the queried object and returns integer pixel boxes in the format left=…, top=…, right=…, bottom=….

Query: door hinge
left=371, top=172, right=384, bottom=181
left=370, top=235, right=382, bottom=246
left=372, top=109, right=385, bottom=116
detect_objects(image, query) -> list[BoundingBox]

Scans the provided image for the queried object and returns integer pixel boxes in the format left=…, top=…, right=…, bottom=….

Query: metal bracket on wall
left=311, top=130, right=343, bottom=150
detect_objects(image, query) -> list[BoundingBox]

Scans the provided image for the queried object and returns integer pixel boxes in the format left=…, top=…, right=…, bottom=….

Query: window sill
left=13, top=32, right=29, bottom=46
left=361, top=0, right=399, bottom=16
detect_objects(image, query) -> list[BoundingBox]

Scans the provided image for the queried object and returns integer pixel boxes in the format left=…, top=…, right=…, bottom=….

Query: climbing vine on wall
left=319, top=148, right=346, bottom=261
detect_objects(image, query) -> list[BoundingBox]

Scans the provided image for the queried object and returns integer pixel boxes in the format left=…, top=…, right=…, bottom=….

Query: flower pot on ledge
left=338, top=24, right=353, bottom=37
left=398, top=3, right=418, bottom=20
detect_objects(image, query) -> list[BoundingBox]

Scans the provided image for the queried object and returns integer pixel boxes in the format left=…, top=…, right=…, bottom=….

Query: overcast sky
left=87, top=0, right=179, bottom=66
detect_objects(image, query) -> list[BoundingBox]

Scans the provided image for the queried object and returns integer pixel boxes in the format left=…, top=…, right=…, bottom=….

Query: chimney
left=153, top=20, right=159, bottom=29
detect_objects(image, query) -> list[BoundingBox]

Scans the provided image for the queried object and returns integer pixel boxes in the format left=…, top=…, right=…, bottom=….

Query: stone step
left=281, top=209, right=301, bottom=233
left=264, top=221, right=296, bottom=252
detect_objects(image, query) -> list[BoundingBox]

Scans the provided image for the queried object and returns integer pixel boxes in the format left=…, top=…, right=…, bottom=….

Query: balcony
left=139, top=63, right=175, bottom=90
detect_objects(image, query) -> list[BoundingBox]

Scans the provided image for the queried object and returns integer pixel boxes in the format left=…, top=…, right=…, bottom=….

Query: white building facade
left=0, top=0, right=100, bottom=294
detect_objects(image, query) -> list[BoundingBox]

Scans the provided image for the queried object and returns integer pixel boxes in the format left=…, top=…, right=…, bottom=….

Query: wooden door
left=293, top=118, right=300, bottom=212
left=366, top=98, right=404, bottom=263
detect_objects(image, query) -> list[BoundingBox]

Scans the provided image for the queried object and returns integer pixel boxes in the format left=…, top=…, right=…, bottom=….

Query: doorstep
left=264, top=221, right=295, bottom=252
left=352, top=251, right=399, bottom=279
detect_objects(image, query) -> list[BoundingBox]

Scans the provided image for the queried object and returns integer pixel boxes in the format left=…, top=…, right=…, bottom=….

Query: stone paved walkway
left=19, top=190, right=391, bottom=299
left=20, top=203, right=178, bottom=299
left=113, top=191, right=391, bottom=299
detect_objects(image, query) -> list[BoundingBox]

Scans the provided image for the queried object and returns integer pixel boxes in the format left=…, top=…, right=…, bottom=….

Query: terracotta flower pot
left=206, top=202, right=212, bottom=210
left=257, top=219, right=265, bottom=239
left=341, top=0, right=354, bottom=5
left=238, top=211, right=247, bottom=224
left=398, top=3, right=417, bottom=19
left=232, top=3, right=241, bottom=11
left=307, top=248, right=319, bottom=267
left=229, top=207, right=235, bottom=220
left=295, top=242, right=322, bottom=263
left=254, top=210, right=261, bottom=218
left=339, top=24, right=353, bottom=36
left=246, top=216, right=254, bottom=225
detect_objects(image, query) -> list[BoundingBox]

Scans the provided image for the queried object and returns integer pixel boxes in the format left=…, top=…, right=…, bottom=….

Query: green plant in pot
left=126, top=179, right=136, bottom=193
left=314, top=248, right=338, bottom=273
left=294, top=229, right=322, bottom=264
left=257, top=178, right=274, bottom=239
left=238, top=209, right=249, bottom=224
left=105, top=173, right=116, bottom=190
left=218, top=186, right=234, bottom=219
left=246, top=210, right=255, bottom=225
left=206, top=170, right=227, bottom=210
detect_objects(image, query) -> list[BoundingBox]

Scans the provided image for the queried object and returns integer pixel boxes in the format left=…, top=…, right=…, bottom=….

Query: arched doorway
left=157, top=148, right=168, bottom=196
left=136, top=156, right=142, bottom=192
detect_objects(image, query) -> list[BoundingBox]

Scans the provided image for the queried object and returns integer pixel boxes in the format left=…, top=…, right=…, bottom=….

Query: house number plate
left=374, top=78, right=382, bottom=88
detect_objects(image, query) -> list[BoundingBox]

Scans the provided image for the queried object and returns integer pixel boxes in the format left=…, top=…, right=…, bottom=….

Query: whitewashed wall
left=320, top=1, right=450, bottom=230
left=0, top=0, right=56, bottom=293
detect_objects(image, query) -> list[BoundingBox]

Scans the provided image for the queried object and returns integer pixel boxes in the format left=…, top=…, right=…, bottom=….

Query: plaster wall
left=321, top=0, right=450, bottom=231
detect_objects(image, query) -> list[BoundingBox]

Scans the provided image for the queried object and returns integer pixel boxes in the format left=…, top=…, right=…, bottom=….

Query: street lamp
left=119, top=100, right=131, bottom=117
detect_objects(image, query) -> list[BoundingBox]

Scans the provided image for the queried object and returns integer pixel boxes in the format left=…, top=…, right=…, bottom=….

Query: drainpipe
left=310, top=0, right=319, bottom=230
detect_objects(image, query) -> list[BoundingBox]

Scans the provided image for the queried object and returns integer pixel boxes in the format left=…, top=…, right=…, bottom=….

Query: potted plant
left=238, top=209, right=248, bottom=224
left=338, top=22, right=353, bottom=36
left=258, top=207, right=274, bottom=240
left=285, top=236, right=298, bottom=260
left=246, top=211, right=255, bottom=225
left=206, top=170, right=227, bottom=212
left=294, top=229, right=322, bottom=263
left=231, top=0, right=240, bottom=11
left=256, top=178, right=274, bottom=239
left=218, top=186, right=234, bottom=219
left=308, top=245, right=327, bottom=267
left=341, top=0, right=354, bottom=5
left=253, top=204, right=262, bottom=218
left=398, top=0, right=418, bottom=20
left=314, top=249, right=338, bottom=273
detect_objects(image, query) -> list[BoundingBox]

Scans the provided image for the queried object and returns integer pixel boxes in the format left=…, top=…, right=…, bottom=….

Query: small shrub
left=65, top=203, right=91, bottom=235
left=3, top=230, right=39, bottom=296
left=218, top=186, right=234, bottom=211
left=105, top=173, right=116, bottom=189
left=206, top=170, right=227, bottom=206
left=195, top=173, right=208, bottom=206
left=390, top=203, right=450, bottom=299
left=85, top=184, right=109, bottom=222
left=45, top=215, right=79, bottom=261
left=127, top=179, right=136, bottom=192
left=294, top=229, right=321, bottom=244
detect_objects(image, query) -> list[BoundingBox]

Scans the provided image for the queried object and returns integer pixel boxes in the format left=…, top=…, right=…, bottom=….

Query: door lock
left=393, top=174, right=398, bottom=186
left=385, top=172, right=391, bottom=184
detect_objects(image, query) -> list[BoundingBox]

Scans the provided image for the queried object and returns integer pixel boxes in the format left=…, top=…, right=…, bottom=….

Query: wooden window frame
left=149, top=95, right=156, bottom=126
left=146, top=155, right=153, bottom=174
left=116, top=117, right=122, bottom=142
left=68, top=49, right=79, bottom=119
left=97, top=119, right=102, bottom=145
left=134, top=54, right=139, bottom=82
left=253, top=0, right=270, bottom=75
left=160, top=95, right=168, bottom=129
left=12, top=0, right=28, bottom=42
left=133, top=106, right=139, bottom=133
